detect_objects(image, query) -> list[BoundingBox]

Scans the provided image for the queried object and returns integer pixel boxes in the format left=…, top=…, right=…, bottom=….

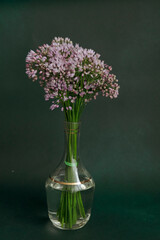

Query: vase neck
left=64, top=121, right=81, bottom=167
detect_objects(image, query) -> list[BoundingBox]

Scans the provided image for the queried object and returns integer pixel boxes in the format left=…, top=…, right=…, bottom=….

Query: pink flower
left=79, top=91, right=85, bottom=97
left=68, top=85, right=73, bottom=91
left=25, top=36, right=119, bottom=113
left=50, top=104, right=59, bottom=110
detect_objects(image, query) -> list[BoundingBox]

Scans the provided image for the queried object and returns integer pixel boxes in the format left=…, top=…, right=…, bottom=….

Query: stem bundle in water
left=56, top=122, right=86, bottom=228
left=57, top=190, right=85, bottom=228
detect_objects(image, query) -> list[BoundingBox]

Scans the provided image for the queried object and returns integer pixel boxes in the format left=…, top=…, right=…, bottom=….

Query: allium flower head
left=26, top=37, right=120, bottom=121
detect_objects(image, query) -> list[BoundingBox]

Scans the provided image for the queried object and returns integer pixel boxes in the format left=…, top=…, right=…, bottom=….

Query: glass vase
left=45, top=121, right=95, bottom=230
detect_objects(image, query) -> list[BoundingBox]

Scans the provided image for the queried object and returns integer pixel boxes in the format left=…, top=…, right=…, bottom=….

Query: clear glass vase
left=45, top=121, right=95, bottom=230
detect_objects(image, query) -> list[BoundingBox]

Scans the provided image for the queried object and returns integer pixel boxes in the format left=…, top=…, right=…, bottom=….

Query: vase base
left=48, top=211, right=91, bottom=230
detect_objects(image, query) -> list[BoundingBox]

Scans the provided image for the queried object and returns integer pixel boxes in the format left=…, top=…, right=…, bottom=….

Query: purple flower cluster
left=26, top=37, right=119, bottom=113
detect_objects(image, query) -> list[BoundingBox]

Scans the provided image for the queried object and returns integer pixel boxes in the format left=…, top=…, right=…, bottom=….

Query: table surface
left=1, top=183, right=160, bottom=240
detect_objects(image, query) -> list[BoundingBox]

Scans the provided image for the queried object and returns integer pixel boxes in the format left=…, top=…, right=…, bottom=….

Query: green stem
left=56, top=117, right=86, bottom=228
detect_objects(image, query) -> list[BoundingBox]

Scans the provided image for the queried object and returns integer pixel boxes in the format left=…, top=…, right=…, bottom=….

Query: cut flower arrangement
left=26, top=37, right=120, bottom=230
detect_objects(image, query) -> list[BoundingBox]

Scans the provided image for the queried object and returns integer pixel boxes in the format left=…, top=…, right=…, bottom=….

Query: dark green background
left=1, top=0, right=160, bottom=239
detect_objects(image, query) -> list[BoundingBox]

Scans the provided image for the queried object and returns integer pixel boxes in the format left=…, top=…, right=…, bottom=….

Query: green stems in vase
left=57, top=121, right=85, bottom=228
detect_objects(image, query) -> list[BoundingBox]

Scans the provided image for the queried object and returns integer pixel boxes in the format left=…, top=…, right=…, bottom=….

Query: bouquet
left=26, top=37, right=119, bottom=229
